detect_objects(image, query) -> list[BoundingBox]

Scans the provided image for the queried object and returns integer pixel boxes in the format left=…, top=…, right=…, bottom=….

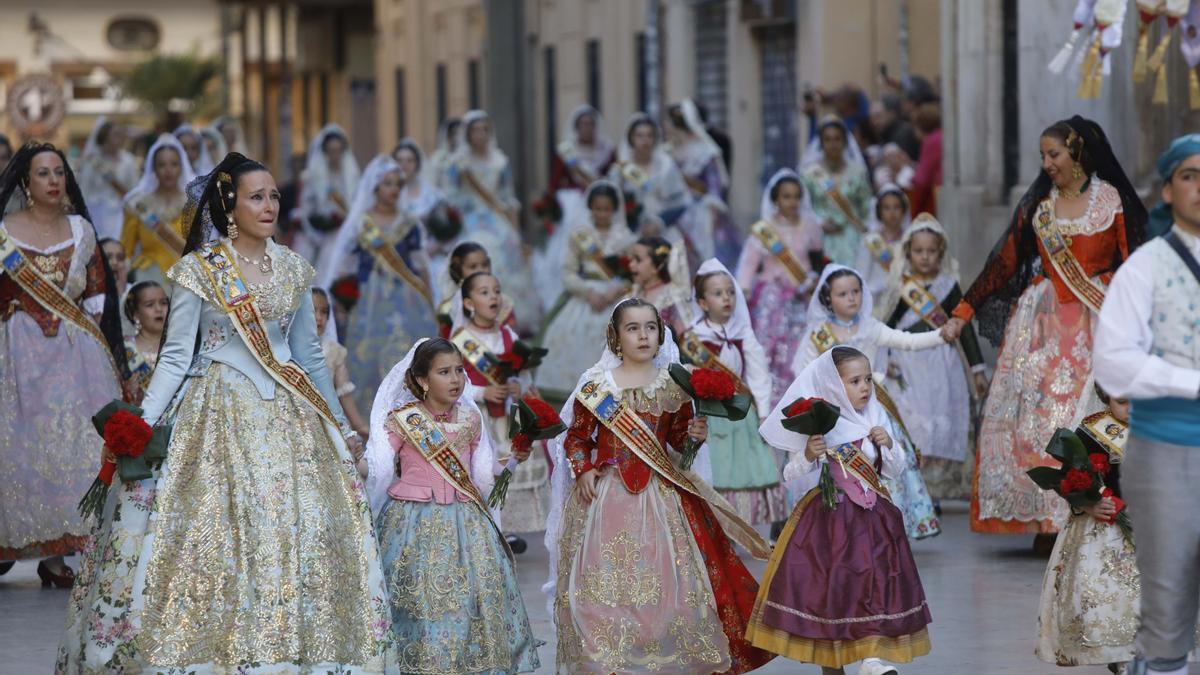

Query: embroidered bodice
left=0, top=217, right=106, bottom=336
left=385, top=403, right=482, bottom=504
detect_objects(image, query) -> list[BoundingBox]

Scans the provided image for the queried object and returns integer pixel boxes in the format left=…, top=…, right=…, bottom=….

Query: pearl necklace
left=232, top=246, right=273, bottom=274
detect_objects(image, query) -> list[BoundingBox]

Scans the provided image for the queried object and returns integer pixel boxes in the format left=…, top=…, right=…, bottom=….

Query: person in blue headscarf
left=1094, top=133, right=1200, bottom=675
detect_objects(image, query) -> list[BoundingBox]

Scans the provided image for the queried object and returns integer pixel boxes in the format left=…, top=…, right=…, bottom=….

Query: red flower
left=332, top=278, right=361, bottom=302
left=499, top=352, right=526, bottom=373
left=522, top=395, right=561, bottom=429
left=447, top=207, right=462, bottom=223
left=1058, top=468, right=1094, bottom=495
left=511, top=433, right=532, bottom=454
left=617, top=255, right=631, bottom=272
left=691, top=368, right=736, bottom=401
left=783, top=397, right=821, bottom=418
left=103, top=410, right=153, bottom=459
left=1088, top=453, right=1110, bottom=475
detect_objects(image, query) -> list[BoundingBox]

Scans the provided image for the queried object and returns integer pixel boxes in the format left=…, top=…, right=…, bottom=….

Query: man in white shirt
left=1094, top=134, right=1200, bottom=675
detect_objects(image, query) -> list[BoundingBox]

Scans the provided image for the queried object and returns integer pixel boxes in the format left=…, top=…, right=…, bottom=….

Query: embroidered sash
left=127, top=199, right=185, bottom=256
left=683, top=173, right=709, bottom=197
left=450, top=327, right=510, bottom=388
left=0, top=230, right=118, bottom=375
left=1033, top=199, right=1107, bottom=313
left=557, top=141, right=600, bottom=185
left=618, top=161, right=649, bottom=189
left=750, top=219, right=808, bottom=286
left=359, top=216, right=434, bottom=307
left=575, top=378, right=771, bottom=558
left=678, top=329, right=749, bottom=394
left=195, top=243, right=339, bottom=427
left=824, top=180, right=867, bottom=233
left=863, top=232, right=894, bottom=271
left=461, top=168, right=519, bottom=230
left=124, top=342, right=154, bottom=391
left=899, top=276, right=950, bottom=328
left=810, top=322, right=839, bottom=354
left=574, top=231, right=615, bottom=279
left=390, top=404, right=509, bottom=551
left=827, top=441, right=892, bottom=501
left=1080, top=411, right=1129, bottom=462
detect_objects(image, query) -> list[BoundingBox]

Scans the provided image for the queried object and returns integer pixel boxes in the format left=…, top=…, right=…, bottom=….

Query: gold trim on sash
left=678, top=329, right=749, bottom=394
left=359, top=216, right=434, bottom=308
left=810, top=322, right=838, bottom=354
left=573, top=230, right=615, bottom=279
left=0, top=230, right=119, bottom=377
left=450, top=328, right=508, bottom=386
left=683, top=174, right=708, bottom=197
left=127, top=199, right=185, bottom=256
left=1080, top=411, right=1128, bottom=462
left=557, top=140, right=600, bottom=186
left=825, top=183, right=867, bottom=234
left=899, top=276, right=950, bottom=328
left=827, top=441, right=892, bottom=501
left=1033, top=199, right=1107, bottom=313
left=195, top=243, right=339, bottom=427
left=863, top=232, right=894, bottom=271
left=575, top=378, right=771, bottom=559
left=460, top=168, right=519, bottom=230
left=750, top=219, right=808, bottom=286
left=389, top=403, right=510, bottom=555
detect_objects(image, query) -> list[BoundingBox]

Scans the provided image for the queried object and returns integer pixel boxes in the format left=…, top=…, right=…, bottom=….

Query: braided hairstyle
left=636, top=236, right=672, bottom=283
left=0, top=141, right=128, bottom=377
left=404, top=337, right=462, bottom=400
left=605, top=297, right=665, bottom=355
left=181, top=152, right=271, bottom=256
left=817, top=268, right=861, bottom=313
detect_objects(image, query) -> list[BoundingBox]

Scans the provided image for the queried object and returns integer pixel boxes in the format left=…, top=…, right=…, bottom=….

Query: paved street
left=0, top=503, right=1153, bottom=674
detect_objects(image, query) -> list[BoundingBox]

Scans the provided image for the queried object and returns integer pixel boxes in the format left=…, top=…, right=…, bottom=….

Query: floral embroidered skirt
left=0, top=313, right=120, bottom=560
left=555, top=471, right=773, bottom=674
left=746, top=489, right=932, bottom=668
left=748, top=278, right=810, bottom=408
left=708, top=409, right=787, bottom=525
left=56, top=364, right=394, bottom=673
left=377, top=497, right=541, bottom=674
left=972, top=280, right=1081, bottom=534
left=882, top=426, right=942, bottom=541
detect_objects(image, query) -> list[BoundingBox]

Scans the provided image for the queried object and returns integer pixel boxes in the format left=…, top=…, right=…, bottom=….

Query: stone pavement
left=0, top=503, right=1147, bottom=674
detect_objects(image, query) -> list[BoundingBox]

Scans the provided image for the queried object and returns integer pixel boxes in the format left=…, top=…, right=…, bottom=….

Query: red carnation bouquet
left=781, top=396, right=843, bottom=509
left=623, top=190, right=644, bottom=228
left=489, top=395, right=566, bottom=508
left=1027, top=428, right=1132, bottom=541
left=78, top=399, right=171, bottom=519
left=497, top=339, right=549, bottom=378
left=532, top=193, right=563, bottom=233
left=668, top=363, right=752, bottom=470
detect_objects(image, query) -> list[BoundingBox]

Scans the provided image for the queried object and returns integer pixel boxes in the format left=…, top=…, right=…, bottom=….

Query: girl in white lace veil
left=859, top=182, right=913, bottom=302
left=172, top=123, right=214, bottom=174
left=212, top=116, right=249, bottom=156
left=123, top=133, right=196, bottom=208
left=198, top=127, right=227, bottom=172
left=800, top=115, right=866, bottom=170
left=364, top=338, right=496, bottom=517
left=316, top=153, right=403, bottom=288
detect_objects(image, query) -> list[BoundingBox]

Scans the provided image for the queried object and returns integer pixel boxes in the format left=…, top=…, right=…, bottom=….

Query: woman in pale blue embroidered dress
left=365, top=338, right=541, bottom=674
left=319, top=154, right=439, bottom=413
left=57, top=153, right=394, bottom=673
left=446, top=111, right=541, bottom=332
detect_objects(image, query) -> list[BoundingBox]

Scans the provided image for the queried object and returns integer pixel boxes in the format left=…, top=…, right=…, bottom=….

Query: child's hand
left=687, top=416, right=708, bottom=443
left=483, top=384, right=508, bottom=404
left=941, top=317, right=965, bottom=341
left=868, top=426, right=893, bottom=449
left=1082, top=497, right=1117, bottom=522
left=513, top=444, right=533, bottom=462
left=804, top=434, right=827, bottom=462
left=973, top=371, right=990, bottom=398
left=506, top=381, right=523, bottom=399
left=577, top=468, right=602, bottom=504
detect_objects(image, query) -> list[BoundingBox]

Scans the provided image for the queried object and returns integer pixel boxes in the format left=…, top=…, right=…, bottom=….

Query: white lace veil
left=454, top=110, right=508, bottom=172
left=561, top=104, right=615, bottom=177
left=566, top=178, right=631, bottom=235
left=759, top=167, right=818, bottom=224
left=393, top=137, right=441, bottom=214
left=792, top=264, right=877, bottom=376
left=310, top=285, right=339, bottom=343
left=364, top=338, right=497, bottom=517
left=761, top=346, right=888, bottom=454
left=213, top=116, right=250, bottom=156
left=316, top=153, right=401, bottom=288
left=81, top=115, right=109, bottom=160
left=800, top=115, right=866, bottom=170
left=173, top=124, right=214, bottom=174
left=541, top=302, right=685, bottom=608
left=875, top=212, right=961, bottom=322
left=671, top=98, right=729, bottom=188
left=122, top=133, right=196, bottom=208
left=305, top=123, right=362, bottom=204
left=198, top=127, right=228, bottom=169
left=688, top=258, right=753, bottom=341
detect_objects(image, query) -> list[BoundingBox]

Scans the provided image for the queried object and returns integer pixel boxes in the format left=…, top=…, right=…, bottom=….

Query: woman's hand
left=578, top=468, right=602, bottom=504
left=804, top=434, right=827, bottom=463
left=941, top=317, right=966, bottom=341
left=1082, top=497, right=1117, bottom=522
left=345, top=434, right=365, bottom=462
left=101, top=444, right=116, bottom=465
left=868, top=426, right=893, bottom=449
left=974, top=371, right=990, bottom=399
left=483, top=384, right=508, bottom=404
left=687, top=416, right=708, bottom=443
left=586, top=291, right=609, bottom=311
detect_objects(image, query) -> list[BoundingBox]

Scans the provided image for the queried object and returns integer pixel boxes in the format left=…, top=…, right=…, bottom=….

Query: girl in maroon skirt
left=750, top=346, right=932, bottom=675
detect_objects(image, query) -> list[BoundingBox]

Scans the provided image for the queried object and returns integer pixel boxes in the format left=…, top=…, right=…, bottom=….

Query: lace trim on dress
left=167, top=240, right=315, bottom=320
left=600, top=366, right=688, bottom=416
left=1050, top=180, right=1121, bottom=236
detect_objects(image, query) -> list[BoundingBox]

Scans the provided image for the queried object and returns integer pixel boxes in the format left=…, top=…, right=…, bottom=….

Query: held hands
left=940, top=317, right=966, bottom=342
left=868, top=426, right=893, bottom=450
left=687, top=416, right=708, bottom=443
left=1082, top=496, right=1118, bottom=522
left=345, top=434, right=365, bottom=462
left=804, top=434, right=827, bottom=463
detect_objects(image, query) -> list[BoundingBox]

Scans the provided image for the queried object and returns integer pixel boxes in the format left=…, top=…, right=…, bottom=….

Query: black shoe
left=506, top=534, right=528, bottom=554
left=1033, top=533, right=1057, bottom=557
left=0, top=561, right=13, bottom=576
left=933, top=500, right=943, bottom=517
left=769, top=520, right=785, bottom=542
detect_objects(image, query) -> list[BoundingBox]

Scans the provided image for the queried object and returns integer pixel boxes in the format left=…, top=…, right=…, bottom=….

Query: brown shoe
left=36, top=561, right=75, bottom=588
